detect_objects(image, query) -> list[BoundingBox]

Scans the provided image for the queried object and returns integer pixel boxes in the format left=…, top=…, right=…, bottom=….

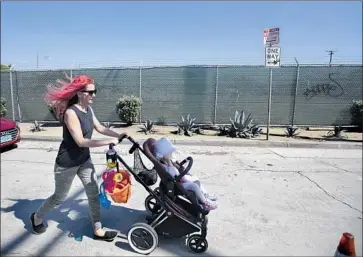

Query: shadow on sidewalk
left=1, top=198, right=147, bottom=255
left=2, top=198, right=220, bottom=256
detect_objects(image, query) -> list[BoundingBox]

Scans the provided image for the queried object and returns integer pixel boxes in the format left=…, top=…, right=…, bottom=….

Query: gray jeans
left=36, top=157, right=102, bottom=231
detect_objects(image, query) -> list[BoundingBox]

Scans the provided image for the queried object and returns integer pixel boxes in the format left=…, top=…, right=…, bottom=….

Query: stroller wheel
left=145, top=194, right=162, bottom=215
left=187, top=234, right=208, bottom=254
left=128, top=222, right=158, bottom=255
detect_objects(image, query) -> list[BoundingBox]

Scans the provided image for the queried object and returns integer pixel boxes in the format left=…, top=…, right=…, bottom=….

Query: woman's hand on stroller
left=109, top=133, right=138, bottom=149
left=118, top=133, right=129, bottom=143
left=109, top=138, right=120, bottom=147
left=109, top=134, right=139, bottom=154
left=108, top=133, right=129, bottom=148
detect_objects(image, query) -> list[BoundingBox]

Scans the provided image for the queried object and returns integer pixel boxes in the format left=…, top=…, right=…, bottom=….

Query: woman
left=30, top=74, right=126, bottom=242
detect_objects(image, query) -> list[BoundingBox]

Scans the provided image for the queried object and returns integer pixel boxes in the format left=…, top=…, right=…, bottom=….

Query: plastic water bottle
left=106, top=146, right=117, bottom=171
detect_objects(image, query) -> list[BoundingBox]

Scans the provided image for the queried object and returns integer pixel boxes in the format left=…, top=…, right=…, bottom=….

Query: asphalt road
left=1, top=140, right=362, bottom=256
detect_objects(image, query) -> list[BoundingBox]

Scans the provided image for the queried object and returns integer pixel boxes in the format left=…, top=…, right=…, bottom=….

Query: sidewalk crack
left=319, top=160, right=356, bottom=174
left=297, top=171, right=362, bottom=214
left=268, top=149, right=286, bottom=159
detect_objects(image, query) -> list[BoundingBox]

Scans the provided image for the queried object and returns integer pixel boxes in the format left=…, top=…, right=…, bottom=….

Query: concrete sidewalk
left=19, top=123, right=362, bottom=149
left=1, top=143, right=362, bottom=256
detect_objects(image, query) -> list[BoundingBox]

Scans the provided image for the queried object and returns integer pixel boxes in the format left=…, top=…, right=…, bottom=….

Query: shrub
left=0, top=97, right=7, bottom=117
left=0, top=64, right=11, bottom=70
left=116, top=95, right=141, bottom=125
left=350, top=100, right=363, bottom=128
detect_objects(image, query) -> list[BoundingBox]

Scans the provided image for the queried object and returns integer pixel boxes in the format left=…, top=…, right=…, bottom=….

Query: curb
left=20, top=135, right=362, bottom=149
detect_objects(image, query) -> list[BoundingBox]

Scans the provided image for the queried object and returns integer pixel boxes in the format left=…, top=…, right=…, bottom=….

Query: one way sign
left=265, top=46, right=281, bottom=67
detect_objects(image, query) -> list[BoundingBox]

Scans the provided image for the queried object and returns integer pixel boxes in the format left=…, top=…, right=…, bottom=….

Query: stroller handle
left=109, top=134, right=137, bottom=149
left=175, top=156, right=193, bottom=182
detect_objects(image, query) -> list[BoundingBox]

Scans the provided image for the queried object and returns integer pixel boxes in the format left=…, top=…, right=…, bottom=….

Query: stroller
left=109, top=136, right=210, bottom=255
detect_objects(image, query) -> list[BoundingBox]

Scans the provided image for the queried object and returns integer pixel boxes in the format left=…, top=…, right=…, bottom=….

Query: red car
left=0, top=117, right=21, bottom=148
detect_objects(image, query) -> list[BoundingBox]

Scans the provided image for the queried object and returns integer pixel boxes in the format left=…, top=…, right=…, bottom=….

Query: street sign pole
left=263, top=27, right=280, bottom=141
left=267, top=59, right=273, bottom=140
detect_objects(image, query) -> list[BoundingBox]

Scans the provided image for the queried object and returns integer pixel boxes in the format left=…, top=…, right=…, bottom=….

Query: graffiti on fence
left=303, top=73, right=344, bottom=99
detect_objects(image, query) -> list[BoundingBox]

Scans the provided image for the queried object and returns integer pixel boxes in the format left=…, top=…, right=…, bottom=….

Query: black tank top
left=56, top=105, right=94, bottom=167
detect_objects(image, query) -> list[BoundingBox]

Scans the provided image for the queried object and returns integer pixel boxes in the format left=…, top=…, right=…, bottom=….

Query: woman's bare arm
left=64, top=109, right=117, bottom=148
left=89, top=106, right=126, bottom=138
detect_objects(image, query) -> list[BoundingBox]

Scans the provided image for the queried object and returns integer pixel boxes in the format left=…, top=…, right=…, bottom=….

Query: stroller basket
left=105, top=170, right=132, bottom=203
left=133, top=148, right=158, bottom=186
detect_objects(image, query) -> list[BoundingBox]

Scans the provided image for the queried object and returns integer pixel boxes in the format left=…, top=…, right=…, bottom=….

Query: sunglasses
left=82, top=89, right=97, bottom=95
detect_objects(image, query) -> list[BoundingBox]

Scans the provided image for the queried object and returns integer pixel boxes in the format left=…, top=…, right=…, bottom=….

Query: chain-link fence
left=1, top=64, right=362, bottom=126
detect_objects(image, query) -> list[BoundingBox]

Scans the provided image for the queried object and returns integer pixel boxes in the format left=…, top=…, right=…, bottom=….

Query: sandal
left=93, top=231, right=118, bottom=242
left=29, top=213, right=46, bottom=234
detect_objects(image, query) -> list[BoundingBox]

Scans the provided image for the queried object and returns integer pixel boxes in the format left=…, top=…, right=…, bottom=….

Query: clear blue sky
left=1, top=1, right=362, bottom=69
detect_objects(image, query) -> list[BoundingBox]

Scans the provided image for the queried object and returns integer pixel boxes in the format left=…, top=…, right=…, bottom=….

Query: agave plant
left=251, top=126, right=263, bottom=137
left=218, top=125, right=230, bottom=136
left=228, top=110, right=260, bottom=138
left=177, top=114, right=196, bottom=136
left=141, top=119, right=155, bottom=134
left=30, top=120, right=45, bottom=133
left=285, top=126, right=300, bottom=137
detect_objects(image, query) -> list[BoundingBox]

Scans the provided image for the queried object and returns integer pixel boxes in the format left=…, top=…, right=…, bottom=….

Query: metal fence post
left=139, top=61, right=142, bottom=123
left=70, top=63, right=74, bottom=80
left=9, top=68, right=15, bottom=121
left=291, top=58, right=300, bottom=126
left=213, top=65, right=219, bottom=124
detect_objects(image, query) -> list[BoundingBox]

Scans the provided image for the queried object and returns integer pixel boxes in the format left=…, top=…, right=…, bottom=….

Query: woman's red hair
left=44, top=74, right=94, bottom=121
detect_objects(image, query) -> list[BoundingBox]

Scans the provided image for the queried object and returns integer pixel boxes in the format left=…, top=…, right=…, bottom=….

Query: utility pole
left=326, top=50, right=337, bottom=67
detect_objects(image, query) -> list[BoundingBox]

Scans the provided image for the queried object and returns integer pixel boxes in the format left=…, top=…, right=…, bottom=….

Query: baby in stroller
left=154, top=137, right=219, bottom=211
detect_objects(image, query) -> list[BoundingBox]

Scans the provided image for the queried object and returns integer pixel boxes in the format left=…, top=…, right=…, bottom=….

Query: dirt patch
left=20, top=123, right=362, bottom=143
left=266, top=127, right=362, bottom=142
left=123, top=125, right=362, bottom=143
